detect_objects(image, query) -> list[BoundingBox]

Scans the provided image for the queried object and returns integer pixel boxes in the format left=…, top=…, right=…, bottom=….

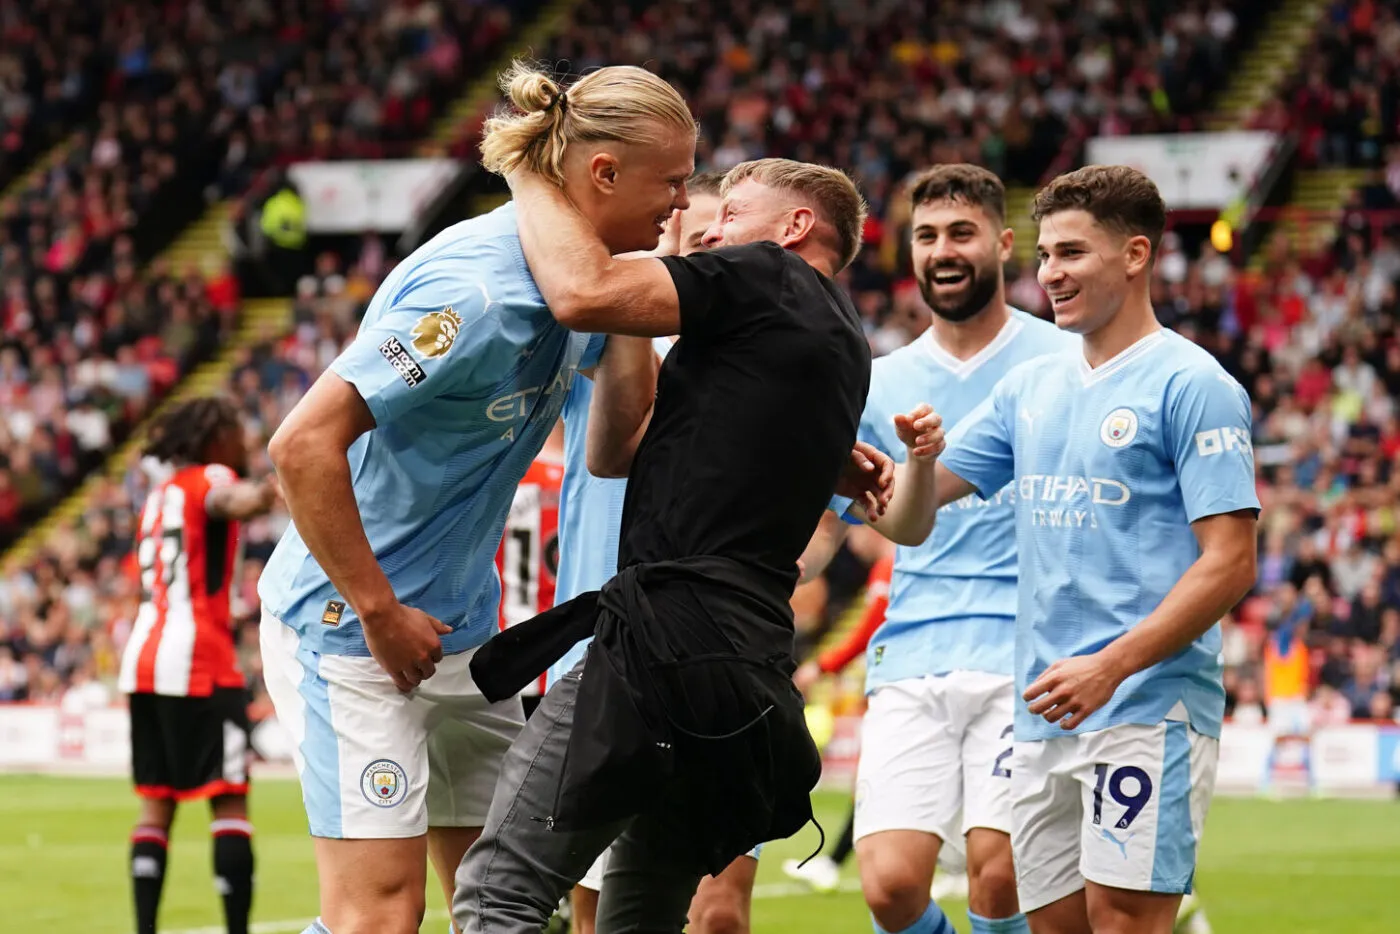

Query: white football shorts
left=854, top=671, right=1016, bottom=847
left=260, top=608, right=524, bottom=839
left=1011, top=720, right=1218, bottom=913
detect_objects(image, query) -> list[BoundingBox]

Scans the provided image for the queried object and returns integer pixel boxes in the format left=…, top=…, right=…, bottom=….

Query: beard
left=917, top=260, right=1000, bottom=323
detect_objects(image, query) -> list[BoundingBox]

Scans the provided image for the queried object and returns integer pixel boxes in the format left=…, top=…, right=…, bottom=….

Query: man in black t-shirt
left=455, top=159, right=936, bottom=934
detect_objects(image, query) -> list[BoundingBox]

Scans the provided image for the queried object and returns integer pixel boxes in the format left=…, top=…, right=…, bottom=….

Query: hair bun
left=504, top=67, right=561, bottom=115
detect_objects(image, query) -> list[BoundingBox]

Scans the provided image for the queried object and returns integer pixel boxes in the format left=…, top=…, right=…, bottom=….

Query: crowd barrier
left=4, top=707, right=1398, bottom=795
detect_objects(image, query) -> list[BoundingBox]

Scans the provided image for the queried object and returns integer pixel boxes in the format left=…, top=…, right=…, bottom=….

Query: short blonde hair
left=722, top=159, right=869, bottom=271
left=481, top=62, right=697, bottom=186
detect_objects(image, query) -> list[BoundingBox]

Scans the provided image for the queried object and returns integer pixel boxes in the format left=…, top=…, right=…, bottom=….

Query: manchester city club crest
left=1099, top=407, right=1139, bottom=448
left=360, top=758, right=408, bottom=808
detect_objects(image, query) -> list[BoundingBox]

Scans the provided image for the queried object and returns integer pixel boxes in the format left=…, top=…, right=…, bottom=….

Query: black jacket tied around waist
left=469, top=555, right=823, bottom=876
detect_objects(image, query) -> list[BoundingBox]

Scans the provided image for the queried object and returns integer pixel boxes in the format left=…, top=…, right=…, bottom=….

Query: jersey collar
left=921, top=313, right=1025, bottom=379
left=1078, top=328, right=1166, bottom=387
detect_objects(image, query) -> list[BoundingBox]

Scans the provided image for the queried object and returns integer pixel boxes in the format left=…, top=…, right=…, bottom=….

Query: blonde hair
left=722, top=159, right=869, bottom=271
left=480, top=62, right=697, bottom=185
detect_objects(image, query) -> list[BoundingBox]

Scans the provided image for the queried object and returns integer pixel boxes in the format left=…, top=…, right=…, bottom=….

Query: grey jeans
left=453, top=664, right=707, bottom=934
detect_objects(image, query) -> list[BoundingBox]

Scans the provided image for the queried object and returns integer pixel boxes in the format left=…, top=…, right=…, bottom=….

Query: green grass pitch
left=4, top=776, right=1400, bottom=933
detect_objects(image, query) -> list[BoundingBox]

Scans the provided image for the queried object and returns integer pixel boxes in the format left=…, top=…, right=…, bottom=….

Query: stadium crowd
left=0, top=0, right=528, bottom=545
left=529, top=0, right=1253, bottom=196
left=5, top=216, right=1400, bottom=738
left=1251, top=0, right=1400, bottom=169
left=1, top=0, right=1400, bottom=741
left=0, top=0, right=105, bottom=192
left=0, top=246, right=376, bottom=713
left=489, top=0, right=1257, bottom=342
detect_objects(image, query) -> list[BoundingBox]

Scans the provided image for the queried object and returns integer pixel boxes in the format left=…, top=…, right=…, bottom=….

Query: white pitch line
left=163, top=879, right=864, bottom=934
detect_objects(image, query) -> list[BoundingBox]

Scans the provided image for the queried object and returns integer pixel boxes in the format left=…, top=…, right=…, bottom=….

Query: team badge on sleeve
left=361, top=758, right=407, bottom=807
left=411, top=307, right=463, bottom=359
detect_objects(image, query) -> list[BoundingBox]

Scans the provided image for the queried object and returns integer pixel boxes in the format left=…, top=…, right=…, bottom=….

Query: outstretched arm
left=843, top=404, right=976, bottom=545
left=206, top=475, right=279, bottom=521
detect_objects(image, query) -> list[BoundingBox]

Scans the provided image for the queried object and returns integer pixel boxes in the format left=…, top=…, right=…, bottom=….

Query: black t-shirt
left=616, top=242, right=870, bottom=605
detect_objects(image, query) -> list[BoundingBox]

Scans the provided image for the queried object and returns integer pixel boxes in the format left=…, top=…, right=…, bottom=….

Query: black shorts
left=129, top=688, right=251, bottom=801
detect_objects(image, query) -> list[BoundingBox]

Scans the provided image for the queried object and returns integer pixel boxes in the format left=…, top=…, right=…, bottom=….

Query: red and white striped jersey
left=495, top=457, right=564, bottom=696
left=118, top=463, right=244, bottom=697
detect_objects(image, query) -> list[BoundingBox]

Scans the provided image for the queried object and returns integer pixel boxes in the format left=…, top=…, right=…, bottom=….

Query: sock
left=212, top=819, right=255, bottom=934
left=874, top=900, right=956, bottom=934
left=968, top=910, right=1031, bottom=933
left=830, top=806, right=856, bottom=865
left=303, top=921, right=333, bottom=934
left=130, top=826, right=169, bottom=934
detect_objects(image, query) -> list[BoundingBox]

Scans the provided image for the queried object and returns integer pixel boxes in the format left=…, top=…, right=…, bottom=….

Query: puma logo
left=1100, top=827, right=1135, bottom=859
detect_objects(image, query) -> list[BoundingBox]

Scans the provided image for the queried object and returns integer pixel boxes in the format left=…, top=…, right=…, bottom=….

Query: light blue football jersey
left=258, top=203, right=605, bottom=657
left=546, top=337, right=673, bottom=687
left=940, top=328, right=1259, bottom=741
left=844, top=312, right=1077, bottom=691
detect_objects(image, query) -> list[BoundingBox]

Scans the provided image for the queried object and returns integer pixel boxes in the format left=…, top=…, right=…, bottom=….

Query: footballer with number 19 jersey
left=837, top=310, right=1076, bottom=867
left=940, top=327, right=1259, bottom=912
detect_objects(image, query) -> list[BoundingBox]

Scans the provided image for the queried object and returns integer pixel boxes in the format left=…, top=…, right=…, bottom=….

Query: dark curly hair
left=141, top=396, right=244, bottom=467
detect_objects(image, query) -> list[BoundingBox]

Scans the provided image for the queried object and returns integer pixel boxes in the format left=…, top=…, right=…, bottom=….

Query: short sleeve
left=330, top=263, right=500, bottom=426
left=1167, top=368, right=1261, bottom=522
left=940, top=386, right=1017, bottom=500
left=659, top=242, right=785, bottom=342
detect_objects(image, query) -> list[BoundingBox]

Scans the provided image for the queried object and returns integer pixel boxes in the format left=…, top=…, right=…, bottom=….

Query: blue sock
left=303, top=921, right=332, bottom=934
left=969, top=910, right=1031, bottom=933
left=873, top=900, right=956, bottom=934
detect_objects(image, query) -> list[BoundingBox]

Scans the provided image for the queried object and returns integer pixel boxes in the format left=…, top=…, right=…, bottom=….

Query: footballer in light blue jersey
left=805, top=167, right=1052, bottom=934
left=850, top=309, right=1076, bottom=691
left=255, top=201, right=612, bottom=855
left=259, top=203, right=605, bottom=658
left=935, top=166, right=1259, bottom=920
left=942, top=328, right=1259, bottom=741
left=254, top=62, right=702, bottom=934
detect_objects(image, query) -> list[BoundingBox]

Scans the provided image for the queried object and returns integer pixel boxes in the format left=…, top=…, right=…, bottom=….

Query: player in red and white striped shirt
left=495, top=424, right=565, bottom=717
left=118, top=397, right=278, bottom=934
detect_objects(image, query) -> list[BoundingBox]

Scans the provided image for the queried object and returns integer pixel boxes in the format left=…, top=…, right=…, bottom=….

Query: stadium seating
left=484, top=0, right=1262, bottom=339
left=0, top=0, right=531, bottom=546
left=0, top=247, right=377, bottom=707
left=535, top=0, right=1259, bottom=188
left=1251, top=0, right=1400, bottom=169
left=0, top=0, right=106, bottom=192
left=3, top=0, right=1400, bottom=738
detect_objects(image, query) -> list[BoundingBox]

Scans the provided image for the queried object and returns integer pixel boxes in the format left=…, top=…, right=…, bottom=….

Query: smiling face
left=700, top=178, right=794, bottom=250
left=910, top=197, right=1011, bottom=323
left=1036, top=208, right=1150, bottom=335
left=580, top=126, right=696, bottom=255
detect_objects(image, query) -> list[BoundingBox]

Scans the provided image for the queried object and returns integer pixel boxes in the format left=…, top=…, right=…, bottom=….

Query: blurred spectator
left=1257, top=0, right=1400, bottom=169
left=0, top=234, right=392, bottom=713
left=0, top=1, right=104, bottom=191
